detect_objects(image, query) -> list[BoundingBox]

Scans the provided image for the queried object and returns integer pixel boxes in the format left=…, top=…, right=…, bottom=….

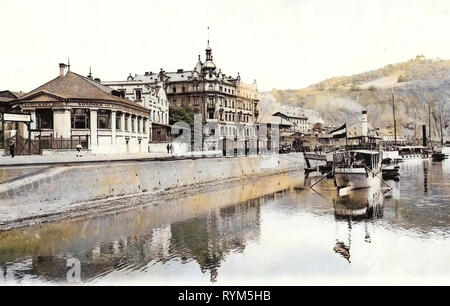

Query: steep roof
left=18, top=71, right=137, bottom=106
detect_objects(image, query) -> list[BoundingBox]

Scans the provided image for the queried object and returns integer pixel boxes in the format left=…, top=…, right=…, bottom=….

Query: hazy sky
left=1, top=0, right=449, bottom=92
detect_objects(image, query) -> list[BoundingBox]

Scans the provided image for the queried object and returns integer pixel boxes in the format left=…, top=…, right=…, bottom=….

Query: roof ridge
left=68, top=71, right=115, bottom=95
left=20, top=75, right=62, bottom=100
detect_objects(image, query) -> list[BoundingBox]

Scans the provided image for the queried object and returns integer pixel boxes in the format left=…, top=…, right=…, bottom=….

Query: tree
left=169, top=105, right=196, bottom=129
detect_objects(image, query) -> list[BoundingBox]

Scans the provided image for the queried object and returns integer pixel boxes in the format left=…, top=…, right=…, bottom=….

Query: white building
left=11, top=64, right=150, bottom=155
left=102, top=71, right=170, bottom=141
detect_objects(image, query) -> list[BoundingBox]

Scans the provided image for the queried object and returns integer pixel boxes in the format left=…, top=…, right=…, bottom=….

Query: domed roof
left=204, top=60, right=216, bottom=69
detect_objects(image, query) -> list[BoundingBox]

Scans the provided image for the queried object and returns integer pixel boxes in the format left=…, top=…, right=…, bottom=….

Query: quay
left=0, top=152, right=306, bottom=231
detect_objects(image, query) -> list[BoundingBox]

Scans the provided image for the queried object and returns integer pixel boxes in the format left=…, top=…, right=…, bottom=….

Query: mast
left=392, top=88, right=397, bottom=147
left=428, top=101, right=431, bottom=145
left=440, top=106, right=444, bottom=146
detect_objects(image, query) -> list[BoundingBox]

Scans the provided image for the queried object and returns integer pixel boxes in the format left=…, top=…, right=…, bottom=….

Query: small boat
left=431, top=147, right=448, bottom=161
left=381, top=158, right=400, bottom=180
left=333, top=149, right=382, bottom=192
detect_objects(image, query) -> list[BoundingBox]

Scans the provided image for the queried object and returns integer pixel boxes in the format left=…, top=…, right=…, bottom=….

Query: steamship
left=333, top=111, right=383, bottom=192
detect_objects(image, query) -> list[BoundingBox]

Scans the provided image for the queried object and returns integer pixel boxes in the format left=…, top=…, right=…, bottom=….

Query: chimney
left=422, top=124, right=427, bottom=147
left=361, top=110, right=368, bottom=137
left=59, top=63, right=67, bottom=77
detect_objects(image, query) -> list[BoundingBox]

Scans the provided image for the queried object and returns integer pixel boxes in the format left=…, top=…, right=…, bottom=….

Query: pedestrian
left=9, top=142, right=15, bottom=158
left=166, top=143, right=170, bottom=154
left=170, top=143, right=174, bottom=154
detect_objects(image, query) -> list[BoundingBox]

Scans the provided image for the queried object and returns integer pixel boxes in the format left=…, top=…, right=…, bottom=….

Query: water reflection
left=332, top=185, right=385, bottom=263
left=0, top=172, right=300, bottom=284
left=0, top=157, right=450, bottom=285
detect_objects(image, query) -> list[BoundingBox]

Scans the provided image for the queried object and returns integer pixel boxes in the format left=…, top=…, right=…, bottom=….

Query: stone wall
left=0, top=153, right=305, bottom=226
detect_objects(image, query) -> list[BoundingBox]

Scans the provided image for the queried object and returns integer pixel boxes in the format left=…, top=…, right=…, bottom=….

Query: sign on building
left=2, top=113, right=31, bottom=122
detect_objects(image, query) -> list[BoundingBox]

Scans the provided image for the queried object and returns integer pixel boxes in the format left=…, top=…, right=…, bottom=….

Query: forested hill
left=266, top=56, right=450, bottom=137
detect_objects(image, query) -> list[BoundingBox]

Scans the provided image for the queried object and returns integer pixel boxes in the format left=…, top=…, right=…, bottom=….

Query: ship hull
left=335, top=168, right=380, bottom=190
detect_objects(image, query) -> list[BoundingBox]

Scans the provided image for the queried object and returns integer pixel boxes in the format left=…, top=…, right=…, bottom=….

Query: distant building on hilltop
left=415, top=54, right=425, bottom=61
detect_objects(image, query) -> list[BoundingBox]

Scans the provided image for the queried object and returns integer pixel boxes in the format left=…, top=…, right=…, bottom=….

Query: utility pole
left=392, top=88, right=397, bottom=147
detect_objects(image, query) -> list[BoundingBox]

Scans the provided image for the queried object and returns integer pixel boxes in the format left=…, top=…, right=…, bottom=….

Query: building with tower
left=131, top=36, right=261, bottom=147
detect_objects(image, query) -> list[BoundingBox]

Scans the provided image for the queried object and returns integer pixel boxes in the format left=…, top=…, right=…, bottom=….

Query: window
left=172, top=86, right=176, bottom=93
left=36, top=109, right=53, bottom=129
left=97, top=110, right=111, bottom=129
left=71, top=109, right=90, bottom=129
left=182, top=86, right=186, bottom=93
left=194, top=97, right=199, bottom=106
left=135, top=89, right=142, bottom=101
left=118, top=90, right=126, bottom=98
left=131, top=116, right=136, bottom=132
left=137, top=117, right=141, bottom=132
left=208, top=112, right=214, bottom=119
left=116, top=112, right=121, bottom=130
left=125, top=115, right=129, bottom=131
left=143, top=119, right=146, bottom=133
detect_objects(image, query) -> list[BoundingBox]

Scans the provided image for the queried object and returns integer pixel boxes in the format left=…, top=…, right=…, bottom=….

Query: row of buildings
left=1, top=39, right=271, bottom=155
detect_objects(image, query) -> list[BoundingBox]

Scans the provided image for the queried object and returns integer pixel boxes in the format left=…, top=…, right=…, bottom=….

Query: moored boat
left=333, top=149, right=382, bottom=191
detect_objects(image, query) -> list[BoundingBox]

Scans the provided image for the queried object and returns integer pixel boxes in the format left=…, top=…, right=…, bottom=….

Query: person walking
left=9, top=142, right=15, bottom=158
left=166, top=143, right=170, bottom=154
left=170, top=143, right=174, bottom=154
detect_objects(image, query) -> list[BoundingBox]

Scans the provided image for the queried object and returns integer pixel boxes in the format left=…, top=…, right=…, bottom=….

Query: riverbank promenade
left=0, top=150, right=227, bottom=167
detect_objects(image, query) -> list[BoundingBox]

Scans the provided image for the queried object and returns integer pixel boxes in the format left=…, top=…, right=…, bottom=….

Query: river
left=0, top=156, right=450, bottom=285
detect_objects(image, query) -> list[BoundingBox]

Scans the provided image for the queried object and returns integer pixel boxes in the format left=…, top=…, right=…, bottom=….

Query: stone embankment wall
left=0, top=153, right=305, bottom=228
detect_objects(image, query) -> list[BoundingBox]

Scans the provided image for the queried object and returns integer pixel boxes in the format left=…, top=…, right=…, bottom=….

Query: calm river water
left=1, top=156, right=450, bottom=285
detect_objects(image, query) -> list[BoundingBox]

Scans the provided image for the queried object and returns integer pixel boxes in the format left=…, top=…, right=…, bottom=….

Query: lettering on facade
left=77, top=102, right=112, bottom=108
left=23, top=102, right=55, bottom=107
left=3, top=113, right=31, bottom=122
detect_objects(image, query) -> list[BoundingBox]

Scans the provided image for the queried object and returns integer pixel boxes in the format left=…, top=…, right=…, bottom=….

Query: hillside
left=265, top=56, right=450, bottom=138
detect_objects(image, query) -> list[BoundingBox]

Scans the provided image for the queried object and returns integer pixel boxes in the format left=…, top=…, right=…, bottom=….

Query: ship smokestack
left=361, top=110, right=368, bottom=137
left=422, top=124, right=427, bottom=147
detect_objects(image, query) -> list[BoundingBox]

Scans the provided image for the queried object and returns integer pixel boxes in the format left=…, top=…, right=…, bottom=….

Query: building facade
left=11, top=64, right=150, bottom=154
left=272, top=111, right=309, bottom=133
left=102, top=71, right=170, bottom=142
left=133, top=40, right=261, bottom=142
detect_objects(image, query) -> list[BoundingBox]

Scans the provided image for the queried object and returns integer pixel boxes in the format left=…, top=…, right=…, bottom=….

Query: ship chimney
left=59, top=63, right=67, bottom=77
left=361, top=110, right=368, bottom=137
left=422, top=124, right=427, bottom=147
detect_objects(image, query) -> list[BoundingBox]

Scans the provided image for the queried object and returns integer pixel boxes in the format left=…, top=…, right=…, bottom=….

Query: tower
left=203, top=27, right=216, bottom=73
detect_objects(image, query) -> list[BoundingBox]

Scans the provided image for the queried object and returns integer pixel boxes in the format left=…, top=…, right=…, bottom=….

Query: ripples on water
left=0, top=158, right=450, bottom=285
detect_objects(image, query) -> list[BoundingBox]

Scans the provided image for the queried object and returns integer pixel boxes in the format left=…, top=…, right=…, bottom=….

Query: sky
left=0, top=0, right=449, bottom=92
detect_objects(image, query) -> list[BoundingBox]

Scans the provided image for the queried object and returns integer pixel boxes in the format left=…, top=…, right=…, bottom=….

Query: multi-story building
left=133, top=39, right=261, bottom=141
left=272, top=111, right=309, bottom=133
left=102, top=71, right=170, bottom=142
